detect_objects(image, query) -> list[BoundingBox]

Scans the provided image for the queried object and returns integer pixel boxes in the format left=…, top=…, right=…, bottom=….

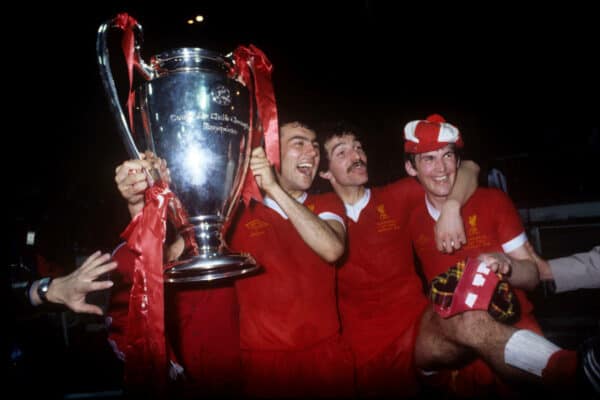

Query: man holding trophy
left=229, top=121, right=354, bottom=398
left=96, top=12, right=350, bottom=398
left=110, top=121, right=355, bottom=398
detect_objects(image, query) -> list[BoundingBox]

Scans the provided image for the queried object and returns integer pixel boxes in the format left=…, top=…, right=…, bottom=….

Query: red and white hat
left=404, top=114, right=463, bottom=153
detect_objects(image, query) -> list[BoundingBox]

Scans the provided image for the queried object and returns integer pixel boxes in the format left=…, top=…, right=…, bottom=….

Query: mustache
left=347, top=160, right=367, bottom=173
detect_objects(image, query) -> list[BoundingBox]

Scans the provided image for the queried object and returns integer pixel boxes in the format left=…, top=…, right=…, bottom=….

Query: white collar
left=263, top=192, right=308, bottom=219
left=425, top=195, right=441, bottom=221
left=344, top=188, right=371, bottom=222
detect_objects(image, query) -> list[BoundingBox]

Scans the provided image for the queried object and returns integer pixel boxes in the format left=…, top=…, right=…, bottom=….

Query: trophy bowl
left=97, top=17, right=260, bottom=283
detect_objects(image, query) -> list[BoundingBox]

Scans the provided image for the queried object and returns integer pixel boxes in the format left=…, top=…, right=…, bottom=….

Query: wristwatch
left=37, top=277, right=53, bottom=303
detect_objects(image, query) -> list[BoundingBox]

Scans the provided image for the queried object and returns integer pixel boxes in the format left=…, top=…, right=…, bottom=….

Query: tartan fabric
left=430, top=260, right=520, bottom=324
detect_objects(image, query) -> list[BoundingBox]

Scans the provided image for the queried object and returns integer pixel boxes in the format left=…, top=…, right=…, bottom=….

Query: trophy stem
left=164, top=215, right=260, bottom=283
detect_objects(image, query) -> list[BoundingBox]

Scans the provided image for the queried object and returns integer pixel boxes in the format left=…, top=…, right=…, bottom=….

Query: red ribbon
left=113, top=13, right=139, bottom=140
left=120, top=180, right=173, bottom=394
left=233, top=45, right=280, bottom=205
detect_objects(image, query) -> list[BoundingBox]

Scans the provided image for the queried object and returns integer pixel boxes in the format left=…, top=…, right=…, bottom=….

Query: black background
left=9, top=1, right=599, bottom=262
left=5, top=2, right=599, bottom=397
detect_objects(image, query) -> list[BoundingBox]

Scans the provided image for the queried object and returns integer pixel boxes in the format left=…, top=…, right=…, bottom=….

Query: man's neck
left=426, top=194, right=447, bottom=211
left=334, top=184, right=366, bottom=205
left=276, top=182, right=305, bottom=200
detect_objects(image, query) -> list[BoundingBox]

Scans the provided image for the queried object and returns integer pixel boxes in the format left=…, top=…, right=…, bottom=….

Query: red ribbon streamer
left=113, top=13, right=139, bottom=141
left=233, top=45, right=280, bottom=205
left=120, top=181, right=173, bottom=394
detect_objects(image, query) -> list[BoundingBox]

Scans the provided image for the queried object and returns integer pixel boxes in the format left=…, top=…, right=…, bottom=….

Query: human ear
left=405, top=160, right=418, bottom=177
left=319, top=170, right=333, bottom=182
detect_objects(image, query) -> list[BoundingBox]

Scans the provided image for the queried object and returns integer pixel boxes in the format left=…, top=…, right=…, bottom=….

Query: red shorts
left=241, top=334, right=355, bottom=398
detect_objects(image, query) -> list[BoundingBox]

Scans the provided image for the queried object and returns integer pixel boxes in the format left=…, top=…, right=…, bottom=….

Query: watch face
left=37, top=277, right=52, bottom=302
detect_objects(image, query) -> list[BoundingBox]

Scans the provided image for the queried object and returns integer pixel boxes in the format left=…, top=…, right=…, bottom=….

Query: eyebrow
left=330, top=141, right=347, bottom=154
left=287, top=135, right=314, bottom=143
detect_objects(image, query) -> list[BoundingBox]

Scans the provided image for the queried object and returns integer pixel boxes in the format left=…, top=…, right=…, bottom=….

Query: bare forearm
left=267, top=185, right=345, bottom=262
left=507, top=257, right=540, bottom=291
left=448, top=160, right=479, bottom=206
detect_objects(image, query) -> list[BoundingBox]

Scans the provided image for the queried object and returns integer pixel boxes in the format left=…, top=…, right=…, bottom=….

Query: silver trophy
left=97, top=15, right=259, bottom=283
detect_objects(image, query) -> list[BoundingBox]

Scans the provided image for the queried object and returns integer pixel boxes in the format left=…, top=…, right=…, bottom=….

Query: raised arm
left=250, top=147, right=345, bottom=263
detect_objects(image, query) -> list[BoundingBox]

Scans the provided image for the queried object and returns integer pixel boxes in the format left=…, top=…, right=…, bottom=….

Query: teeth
left=434, top=176, right=448, bottom=182
left=298, top=163, right=313, bottom=168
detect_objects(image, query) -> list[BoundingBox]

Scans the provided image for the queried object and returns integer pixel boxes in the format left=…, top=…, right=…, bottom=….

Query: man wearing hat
left=318, top=118, right=591, bottom=397
left=404, top=114, right=593, bottom=396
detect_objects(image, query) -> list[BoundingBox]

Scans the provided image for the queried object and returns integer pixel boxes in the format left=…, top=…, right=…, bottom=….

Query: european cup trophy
left=97, top=14, right=261, bottom=283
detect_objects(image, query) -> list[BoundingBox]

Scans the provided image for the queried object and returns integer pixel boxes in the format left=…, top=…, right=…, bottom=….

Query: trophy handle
left=96, top=15, right=153, bottom=159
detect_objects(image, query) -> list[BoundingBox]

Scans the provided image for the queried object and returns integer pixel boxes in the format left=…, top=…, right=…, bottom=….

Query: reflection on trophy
left=97, top=15, right=260, bottom=283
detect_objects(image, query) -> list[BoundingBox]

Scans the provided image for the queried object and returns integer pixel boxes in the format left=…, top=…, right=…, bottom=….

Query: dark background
left=6, top=2, right=599, bottom=397
left=10, top=1, right=599, bottom=257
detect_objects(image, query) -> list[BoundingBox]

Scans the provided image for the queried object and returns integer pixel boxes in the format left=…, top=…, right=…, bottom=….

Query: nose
left=348, top=148, right=363, bottom=163
left=305, top=143, right=318, bottom=158
left=433, top=157, right=447, bottom=172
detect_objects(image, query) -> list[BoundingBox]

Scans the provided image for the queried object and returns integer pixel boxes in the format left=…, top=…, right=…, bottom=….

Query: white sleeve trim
left=501, top=232, right=527, bottom=253
left=319, top=212, right=346, bottom=231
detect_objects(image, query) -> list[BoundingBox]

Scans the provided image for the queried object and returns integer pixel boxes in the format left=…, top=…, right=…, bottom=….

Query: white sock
left=504, top=329, right=560, bottom=377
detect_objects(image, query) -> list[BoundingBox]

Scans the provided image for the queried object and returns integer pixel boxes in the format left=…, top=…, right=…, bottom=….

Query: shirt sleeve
left=549, top=246, right=600, bottom=293
left=313, top=192, right=347, bottom=229
left=387, top=177, right=424, bottom=212
left=489, top=189, right=527, bottom=251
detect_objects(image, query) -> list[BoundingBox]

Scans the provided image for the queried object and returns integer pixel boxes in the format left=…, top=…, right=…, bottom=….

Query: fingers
left=115, top=159, right=155, bottom=200
left=90, top=261, right=118, bottom=279
left=115, top=159, right=152, bottom=181
left=156, top=158, right=171, bottom=184
left=79, top=252, right=117, bottom=279
left=80, top=251, right=112, bottom=270
left=250, top=148, right=269, bottom=170
left=251, top=146, right=267, bottom=158
left=478, top=253, right=512, bottom=275
left=436, top=236, right=465, bottom=253
left=250, top=147, right=273, bottom=189
left=89, top=280, right=114, bottom=291
left=74, top=303, right=104, bottom=316
left=434, top=227, right=467, bottom=253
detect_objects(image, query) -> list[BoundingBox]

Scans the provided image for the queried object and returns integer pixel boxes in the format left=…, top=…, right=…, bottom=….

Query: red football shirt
left=409, top=187, right=537, bottom=317
left=107, top=243, right=241, bottom=397
left=230, top=191, right=354, bottom=398
left=409, top=187, right=542, bottom=397
left=338, top=178, right=428, bottom=396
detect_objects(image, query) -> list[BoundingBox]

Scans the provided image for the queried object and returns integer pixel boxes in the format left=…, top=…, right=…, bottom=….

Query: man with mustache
left=318, top=118, right=594, bottom=397
left=318, top=119, right=479, bottom=397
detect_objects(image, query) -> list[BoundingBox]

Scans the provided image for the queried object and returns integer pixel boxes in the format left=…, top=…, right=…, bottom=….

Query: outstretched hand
left=47, top=251, right=118, bottom=316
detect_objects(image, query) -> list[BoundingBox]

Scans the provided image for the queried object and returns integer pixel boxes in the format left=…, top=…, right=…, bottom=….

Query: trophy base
left=164, top=253, right=260, bottom=284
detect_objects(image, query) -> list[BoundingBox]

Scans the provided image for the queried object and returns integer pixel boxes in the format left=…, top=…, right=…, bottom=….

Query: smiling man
left=404, top=114, right=586, bottom=396
left=318, top=117, right=591, bottom=397
left=229, top=120, right=354, bottom=398
left=110, top=120, right=354, bottom=398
